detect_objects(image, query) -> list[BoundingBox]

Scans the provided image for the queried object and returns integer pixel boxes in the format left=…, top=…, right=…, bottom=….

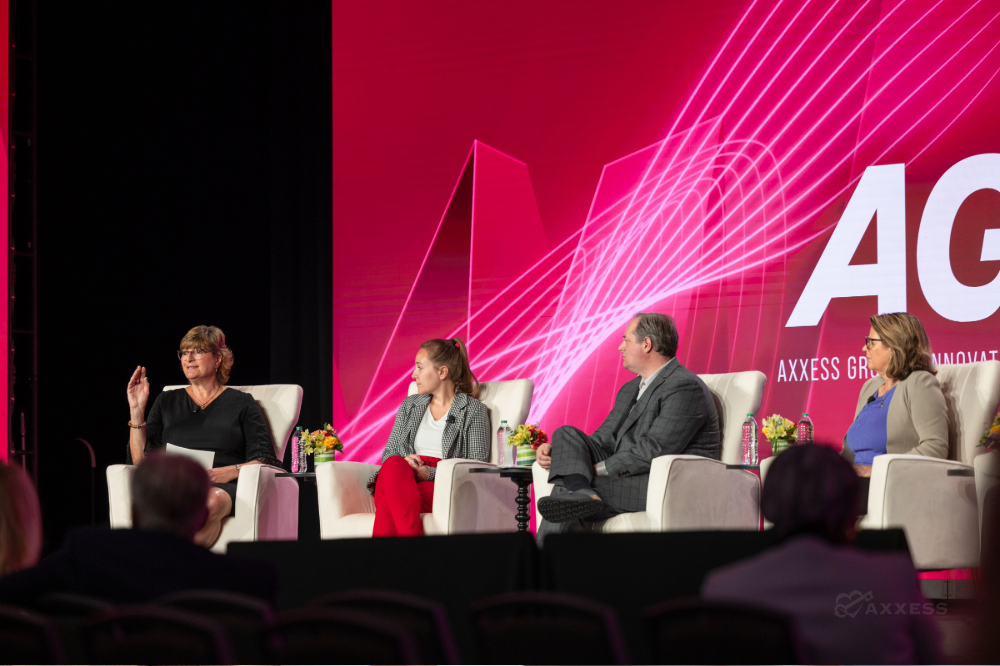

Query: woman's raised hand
left=127, top=365, right=150, bottom=412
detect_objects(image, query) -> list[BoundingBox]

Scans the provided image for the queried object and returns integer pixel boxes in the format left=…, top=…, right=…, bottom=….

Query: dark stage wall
left=35, top=1, right=331, bottom=549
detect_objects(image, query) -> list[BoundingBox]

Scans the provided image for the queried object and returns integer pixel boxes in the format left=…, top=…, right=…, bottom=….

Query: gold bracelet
left=128, top=421, right=146, bottom=429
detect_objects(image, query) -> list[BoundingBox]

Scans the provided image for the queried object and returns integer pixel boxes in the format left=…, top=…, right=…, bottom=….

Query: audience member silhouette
left=0, top=462, right=42, bottom=578
left=0, top=452, right=277, bottom=606
left=701, top=444, right=943, bottom=664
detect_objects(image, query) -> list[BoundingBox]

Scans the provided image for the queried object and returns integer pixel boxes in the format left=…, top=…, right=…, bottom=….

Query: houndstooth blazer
left=367, top=391, right=491, bottom=494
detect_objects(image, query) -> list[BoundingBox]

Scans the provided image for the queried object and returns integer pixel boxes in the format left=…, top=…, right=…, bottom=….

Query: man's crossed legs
left=536, top=426, right=624, bottom=542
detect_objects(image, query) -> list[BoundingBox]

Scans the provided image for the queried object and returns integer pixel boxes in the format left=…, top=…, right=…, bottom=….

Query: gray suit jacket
left=591, top=361, right=721, bottom=512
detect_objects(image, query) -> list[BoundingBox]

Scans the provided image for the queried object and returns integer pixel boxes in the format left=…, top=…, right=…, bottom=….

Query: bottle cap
left=501, top=419, right=507, bottom=423
left=747, top=413, right=753, bottom=417
left=803, top=413, right=809, bottom=416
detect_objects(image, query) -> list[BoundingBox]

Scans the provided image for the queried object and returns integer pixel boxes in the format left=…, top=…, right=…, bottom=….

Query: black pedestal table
left=469, top=466, right=535, bottom=532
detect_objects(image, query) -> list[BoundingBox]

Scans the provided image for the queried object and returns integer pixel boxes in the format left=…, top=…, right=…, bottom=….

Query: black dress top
left=126, top=387, right=281, bottom=468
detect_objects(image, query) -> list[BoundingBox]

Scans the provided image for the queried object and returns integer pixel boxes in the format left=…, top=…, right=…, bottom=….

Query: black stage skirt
left=213, top=481, right=238, bottom=516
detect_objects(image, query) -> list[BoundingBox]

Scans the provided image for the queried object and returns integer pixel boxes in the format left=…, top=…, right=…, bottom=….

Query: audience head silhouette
left=762, top=443, right=860, bottom=544
left=131, top=452, right=210, bottom=540
left=0, top=462, right=42, bottom=577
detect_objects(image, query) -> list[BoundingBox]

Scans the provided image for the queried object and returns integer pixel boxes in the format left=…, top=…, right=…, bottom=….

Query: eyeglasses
left=864, top=337, right=883, bottom=350
left=177, top=348, right=212, bottom=360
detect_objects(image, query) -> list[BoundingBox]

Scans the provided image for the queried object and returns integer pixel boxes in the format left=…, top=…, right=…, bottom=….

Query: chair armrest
left=646, top=455, right=760, bottom=530
left=863, top=454, right=979, bottom=569
left=759, top=456, right=777, bottom=530
left=213, top=463, right=299, bottom=552
left=531, top=460, right=554, bottom=517
left=106, top=464, right=136, bottom=529
left=316, top=461, right=380, bottom=534
left=429, top=459, right=519, bottom=535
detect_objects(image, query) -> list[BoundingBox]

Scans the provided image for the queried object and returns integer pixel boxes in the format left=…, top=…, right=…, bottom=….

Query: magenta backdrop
left=332, top=0, right=1000, bottom=462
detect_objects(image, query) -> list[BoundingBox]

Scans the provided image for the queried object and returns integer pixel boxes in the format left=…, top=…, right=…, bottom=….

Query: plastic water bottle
left=742, top=414, right=759, bottom=465
left=291, top=428, right=300, bottom=473
left=797, top=413, right=814, bottom=445
left=497, top=420, right=510, bottom=467
left=295, top=426, right=307, bottom=473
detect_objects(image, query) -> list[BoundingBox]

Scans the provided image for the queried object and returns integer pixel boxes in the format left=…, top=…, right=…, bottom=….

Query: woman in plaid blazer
left=367, top=338, right=491, bottom=536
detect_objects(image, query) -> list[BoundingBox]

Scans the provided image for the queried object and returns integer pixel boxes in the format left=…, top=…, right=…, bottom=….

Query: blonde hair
left=420, top=338, right=480, bottom=398
left=0, top=462, right=42, bottom=577
left=870, top=312, right=936, bottom=381
left=180, top=325, right=234, bottom=384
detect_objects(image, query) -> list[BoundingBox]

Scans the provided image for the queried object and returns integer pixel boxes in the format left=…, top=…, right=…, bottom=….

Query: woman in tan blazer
left=843, top=313, right=948, bottom=478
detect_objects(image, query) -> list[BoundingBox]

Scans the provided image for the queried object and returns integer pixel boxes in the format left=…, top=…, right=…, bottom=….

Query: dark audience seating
left=308, top=588, right=460, bottom=664
left=0, top=528, right=914, bottom=664
left=539, top=528, right=909, bottom=662
left=269, top=607, right=419, bottom=663
left=644, top=597, right=806, bottom=663
left=31, top=592, right=113, bottom=662
left=472, top=590, right=629, bottom=665
left=229, top=530, right=537, bottom=660
left=155, top=589, right=275, bottom=663
left=81, top=605, right=234, bottom=663
left=0, top=604, right=66, bottom=663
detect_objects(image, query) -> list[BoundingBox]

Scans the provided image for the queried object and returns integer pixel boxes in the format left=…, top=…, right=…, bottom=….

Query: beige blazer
left=843, top=370, right=949, bottom=462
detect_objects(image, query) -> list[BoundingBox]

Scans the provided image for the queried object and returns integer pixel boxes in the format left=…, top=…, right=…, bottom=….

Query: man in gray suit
left=536, top=312, right=721, bottom=537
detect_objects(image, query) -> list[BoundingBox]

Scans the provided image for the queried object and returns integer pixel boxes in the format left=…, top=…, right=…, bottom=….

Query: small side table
left=275, top=472, right=317, bottom=481
left=470, top=467, right=534, bottom=532
left=276, top=472, right=319, bottom=541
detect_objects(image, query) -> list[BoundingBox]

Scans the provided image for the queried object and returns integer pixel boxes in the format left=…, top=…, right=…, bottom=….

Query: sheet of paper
left=165, top=443, right=215, bottom=470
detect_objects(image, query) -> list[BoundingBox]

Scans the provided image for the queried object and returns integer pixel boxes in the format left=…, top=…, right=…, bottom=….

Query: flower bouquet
left=762, top=414, right=797, bottom=456
left=979, top=413, right=1000, bottom=453
left=509, top=424, right=549, bottom=466
left=301, top=424, right=343, bottom=465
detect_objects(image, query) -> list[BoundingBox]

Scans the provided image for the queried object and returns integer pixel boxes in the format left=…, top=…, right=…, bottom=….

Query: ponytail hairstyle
left=419, top=337, right=480, bottom=399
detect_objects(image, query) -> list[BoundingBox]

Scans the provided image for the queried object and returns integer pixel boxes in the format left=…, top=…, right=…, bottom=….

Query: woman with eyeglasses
left=366, top=338, right=491, bottom=537
left=125, top=325, right=280, bottom=547
left=843, top=313, right=948, bottom=481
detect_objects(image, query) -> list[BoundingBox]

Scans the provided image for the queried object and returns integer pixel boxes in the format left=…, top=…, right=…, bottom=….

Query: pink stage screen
left=333, top=0, right=1000, bottom=461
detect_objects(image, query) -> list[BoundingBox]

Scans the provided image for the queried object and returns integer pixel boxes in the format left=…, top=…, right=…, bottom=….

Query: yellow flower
left=322, top=436, right=338, bottom=450
left=991, top=425, right=1000, bottom=435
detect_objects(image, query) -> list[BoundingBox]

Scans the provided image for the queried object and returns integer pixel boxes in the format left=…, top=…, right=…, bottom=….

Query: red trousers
left=372, top=455, right=440, bottom=537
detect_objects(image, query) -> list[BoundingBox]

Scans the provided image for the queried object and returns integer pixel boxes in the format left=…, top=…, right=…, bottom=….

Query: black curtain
left=268, top=0, right=333, bottom=437
left=34, top=1, right=331, bottom=550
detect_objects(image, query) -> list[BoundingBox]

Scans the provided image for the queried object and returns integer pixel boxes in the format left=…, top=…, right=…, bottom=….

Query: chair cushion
left=597, top=511, right=651, bottom=533
left=697, top=371, right=766, bottom=465
left=323, top=513, right=438, bottom=538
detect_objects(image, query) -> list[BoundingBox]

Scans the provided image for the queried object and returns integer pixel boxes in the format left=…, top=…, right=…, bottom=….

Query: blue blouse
left=845, top=386, right=896, bottom=465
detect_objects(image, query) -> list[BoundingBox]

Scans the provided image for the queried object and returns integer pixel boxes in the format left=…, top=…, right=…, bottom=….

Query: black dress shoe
left=538, top=489, right=604, bottom=523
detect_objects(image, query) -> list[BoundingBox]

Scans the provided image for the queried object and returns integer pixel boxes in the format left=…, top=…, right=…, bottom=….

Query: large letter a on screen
left=786, top=164, right=906, bottom=327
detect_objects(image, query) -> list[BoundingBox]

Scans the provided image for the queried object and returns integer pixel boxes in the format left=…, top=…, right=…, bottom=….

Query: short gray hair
left=132, top=452, right=209, bottom=538
left=632, top=312, right=679, bottom=357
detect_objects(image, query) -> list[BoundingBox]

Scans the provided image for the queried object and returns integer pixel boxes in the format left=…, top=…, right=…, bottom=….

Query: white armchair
left=860, top=361, right=1000, bottom=569
left=532, top=370, right=765, bottom=533
left=317, top=379, right=534, bottom=538
left=107, top=384, right=303, bottom=554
